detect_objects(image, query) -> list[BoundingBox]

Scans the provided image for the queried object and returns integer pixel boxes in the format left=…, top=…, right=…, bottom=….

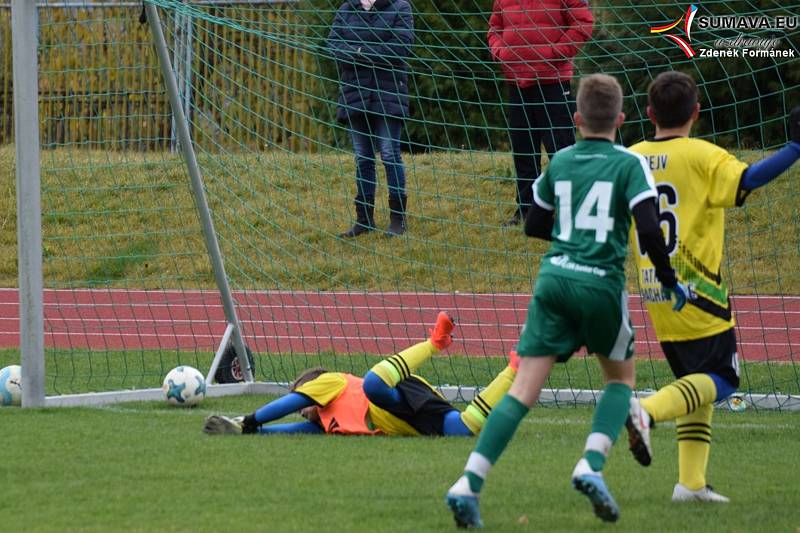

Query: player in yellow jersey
left=203, top=312, right=519, bottom=437
left=625, top=71, right=800, bottom=502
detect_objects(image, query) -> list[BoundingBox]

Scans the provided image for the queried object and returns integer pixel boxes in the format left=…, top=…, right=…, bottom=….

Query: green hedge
left=579, top=0, right=800, bottom=148
left=303, top=0, right=506, bottom=152
left=304, top=0, right=799, bottom=151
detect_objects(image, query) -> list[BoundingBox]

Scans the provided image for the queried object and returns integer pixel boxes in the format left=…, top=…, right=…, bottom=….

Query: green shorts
left=516, top=274, right=634, bottom=362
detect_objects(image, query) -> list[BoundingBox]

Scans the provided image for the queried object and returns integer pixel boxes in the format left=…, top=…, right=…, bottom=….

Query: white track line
left=1, top=287, right=797, bottom=299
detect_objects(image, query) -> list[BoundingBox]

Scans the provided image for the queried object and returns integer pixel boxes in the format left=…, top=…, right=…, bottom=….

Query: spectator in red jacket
left=488, top=0, right=594, bottom=225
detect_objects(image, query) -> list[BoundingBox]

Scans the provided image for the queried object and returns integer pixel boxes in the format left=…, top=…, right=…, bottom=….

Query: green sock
left=584, top=450, right=607, bottom=472
left=464, top=394, right=529, bottom=493
left=465, top=471, right=485, bottom=494
left=583, top=382, right=632, bottom=471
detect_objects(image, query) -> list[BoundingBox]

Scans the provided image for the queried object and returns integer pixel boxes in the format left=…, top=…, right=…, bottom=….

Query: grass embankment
left=1, top=145, right=798, bottom=294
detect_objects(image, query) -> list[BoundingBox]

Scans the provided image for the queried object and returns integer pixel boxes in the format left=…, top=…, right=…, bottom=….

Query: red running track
left=0, top=288, right=797, bottom=362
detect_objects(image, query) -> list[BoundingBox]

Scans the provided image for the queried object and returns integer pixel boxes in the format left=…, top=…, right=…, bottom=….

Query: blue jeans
left=348, top=113, right=406, bottom=201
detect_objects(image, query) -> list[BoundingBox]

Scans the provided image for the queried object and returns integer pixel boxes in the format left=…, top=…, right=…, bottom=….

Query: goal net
left=4, top=0, right=798, bottom=408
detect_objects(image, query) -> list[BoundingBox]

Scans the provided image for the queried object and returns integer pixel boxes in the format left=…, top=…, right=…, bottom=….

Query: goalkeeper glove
left=662, top=282, right=693, bottom=311
left=790, top=106, right=800, bottom=145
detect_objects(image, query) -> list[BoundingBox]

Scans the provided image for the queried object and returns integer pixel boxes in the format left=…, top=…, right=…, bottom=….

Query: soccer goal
left=6, top=0, right=799, bottom=410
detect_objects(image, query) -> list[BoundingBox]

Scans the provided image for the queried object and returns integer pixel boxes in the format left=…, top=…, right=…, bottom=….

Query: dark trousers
left=507, top=81, right=576, bottom=214
left=347, top=113, right=407, bottom=201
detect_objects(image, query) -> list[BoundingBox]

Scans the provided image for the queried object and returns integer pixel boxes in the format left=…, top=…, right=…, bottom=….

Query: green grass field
left=3, top=397, right=798, bottom=532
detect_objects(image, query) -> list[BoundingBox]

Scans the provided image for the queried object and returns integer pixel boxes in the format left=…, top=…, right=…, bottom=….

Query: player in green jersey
left=444, top=74, right=690, bottom=528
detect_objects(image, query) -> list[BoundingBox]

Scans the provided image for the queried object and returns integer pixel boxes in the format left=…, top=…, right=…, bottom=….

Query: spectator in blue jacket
left=328, top=0, right=414, bottom=238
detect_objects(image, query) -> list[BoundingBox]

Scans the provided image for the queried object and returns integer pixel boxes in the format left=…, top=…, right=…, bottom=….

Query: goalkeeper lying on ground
left=203, top=312, right=518, bottom=436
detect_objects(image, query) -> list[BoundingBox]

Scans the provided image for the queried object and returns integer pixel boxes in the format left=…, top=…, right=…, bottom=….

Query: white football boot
left=672, top=483, right=730, bottom=503
left=625, top=397, right=653, bottom=466
left=203, top=415, right=244, bottom=435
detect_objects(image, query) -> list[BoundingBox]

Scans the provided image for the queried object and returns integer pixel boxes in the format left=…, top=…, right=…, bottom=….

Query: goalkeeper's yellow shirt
left=629, top=137, right=749, bottom=341
left=294, top=372, right=419, bottom=436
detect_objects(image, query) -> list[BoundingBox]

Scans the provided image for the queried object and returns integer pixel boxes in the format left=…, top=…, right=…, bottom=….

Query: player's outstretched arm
left=251, top=392, right=315, bottom=426
left=204, top=392, right=320, bottom=435
left=258, top=421, right=324, bottom=434
left=740, top=106, right=800, bottom=190
left=632, top=198, right=690, bottom=311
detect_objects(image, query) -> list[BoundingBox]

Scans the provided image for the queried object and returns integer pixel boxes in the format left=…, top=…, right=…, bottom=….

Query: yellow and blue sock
left=460, top=365, right=517, bottom=435
left=370, top=340, right=438, bottom=388
left=641, top=373, right=718, bottom=422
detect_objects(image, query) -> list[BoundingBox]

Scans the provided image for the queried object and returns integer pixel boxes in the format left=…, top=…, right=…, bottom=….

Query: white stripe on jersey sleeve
left=533, top=145, right=575, bottom=210
left=628, top=188, right=658, bottom=210
left=532, top=174, right=555, bottom=211
left=612, top=145, right=658, bottom=209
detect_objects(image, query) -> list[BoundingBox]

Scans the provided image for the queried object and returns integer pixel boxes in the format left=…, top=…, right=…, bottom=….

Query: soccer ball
left=0, top=365, right=22, bottom=406
left=727, top=395, right=747, bottom=412
left=162, top=366, right=206, bottom=407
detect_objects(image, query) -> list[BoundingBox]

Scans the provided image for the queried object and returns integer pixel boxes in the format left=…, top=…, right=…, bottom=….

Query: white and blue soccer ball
left=727, top=395, right=747, bottom=412
left=0, top=365, right=22, bottom=406
left=162, top=366, right=206, bottom=407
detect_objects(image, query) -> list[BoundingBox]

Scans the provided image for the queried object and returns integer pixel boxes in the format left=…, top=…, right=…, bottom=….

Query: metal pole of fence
left=146, top=2, right=254, bottom=382
left=12, top=0, right=45, bottom=407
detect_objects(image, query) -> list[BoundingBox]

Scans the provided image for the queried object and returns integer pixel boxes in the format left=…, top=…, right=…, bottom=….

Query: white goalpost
left=13, top=0, right=267, bottom=407
left=13, top=0, right=45, bottom=408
